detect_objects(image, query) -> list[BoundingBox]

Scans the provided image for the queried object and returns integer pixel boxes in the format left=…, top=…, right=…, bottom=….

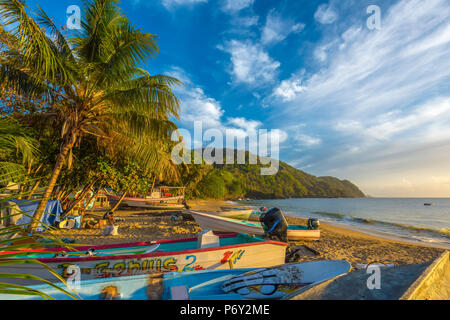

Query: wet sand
left=52, top=200, right=445, bottom=266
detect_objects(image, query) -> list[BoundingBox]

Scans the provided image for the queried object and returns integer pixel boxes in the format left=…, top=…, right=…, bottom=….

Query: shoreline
left=231, top=200, right=450, bottom=251
left=52, top=199, right=446, bottom=266
left=319, top=220, right=450, bottom=250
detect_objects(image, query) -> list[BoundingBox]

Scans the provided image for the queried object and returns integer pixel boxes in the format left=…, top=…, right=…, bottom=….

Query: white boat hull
left=107, top=195, right=184, bottom=210
left=189, top=211, right=320, bottom=241
left=190, top=211, right=265, bottom=236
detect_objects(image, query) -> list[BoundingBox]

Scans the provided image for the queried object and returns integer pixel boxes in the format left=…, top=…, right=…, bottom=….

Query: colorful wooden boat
left=0, top=260, right=351, bottom=300
left=0, top=233, right=288, bottom=286
left=189, top=211, right=320, bottom=241
left=106, top=195, right=185, bottom=210
left=6, top=244, right=161, bottom=258
left=162, top=260, right=352, bottom=300
left=106, top=186, right=185, bottom=210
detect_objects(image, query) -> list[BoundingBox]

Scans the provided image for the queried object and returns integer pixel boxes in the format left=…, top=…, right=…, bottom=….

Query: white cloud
left=273, top=71, right=306, bottom=102
left=233, top=15, right=259, bottom=27
left=219, top=40, right=280, bottom=86
left=314, top=3, right=338, bottom=24
left=273, top=0, right=450, bottom=196
left=168, top=67, right=285, bottom=154
left=261, top=10, right=305, bottom=45
left=222, top=0, right=254, bottom=13
left=168, top=67, right=223, bottom=128
left=160, top=0, right=207, bottom=9
left=227, top=117, right=262, bottom=132
left=294, top=134, right=322, bottom=147
left=364, top=98, right=450, bottom=140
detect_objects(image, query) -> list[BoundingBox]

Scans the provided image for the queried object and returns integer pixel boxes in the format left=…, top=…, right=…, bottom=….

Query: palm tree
left=0, top=0, right=181, bottom=232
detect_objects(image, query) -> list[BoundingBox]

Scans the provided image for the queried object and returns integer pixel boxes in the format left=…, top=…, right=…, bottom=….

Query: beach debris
left=170, top=214, right=183, bottom=221
left=82, top=218, right=107, bottom=229
left=103, top=225, right=119, bottom=236
left=286, top=244, right=321, bottom=263
left=58, top=219, right=76, bottom=230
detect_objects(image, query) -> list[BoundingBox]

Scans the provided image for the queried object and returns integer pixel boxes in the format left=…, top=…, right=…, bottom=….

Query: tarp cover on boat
left=10, top=199, right=62, bottom=232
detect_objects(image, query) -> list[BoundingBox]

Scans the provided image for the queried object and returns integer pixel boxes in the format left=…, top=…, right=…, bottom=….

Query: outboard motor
left=307, top=218, right=320, bottom=230
left=259, top=208, right=289, bottom=242
left=182, top=200, right=190, bottom=210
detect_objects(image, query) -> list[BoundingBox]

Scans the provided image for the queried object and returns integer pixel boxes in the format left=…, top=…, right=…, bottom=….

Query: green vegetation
left=179, top=150, right=365, bottom=200
left=0, top=0, right=180, bottom=231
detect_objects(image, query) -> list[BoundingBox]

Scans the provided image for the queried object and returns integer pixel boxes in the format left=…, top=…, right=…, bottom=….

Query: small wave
left=313, top=211, right=347, bottom=220
left=311, top=211, right=450, bottom=238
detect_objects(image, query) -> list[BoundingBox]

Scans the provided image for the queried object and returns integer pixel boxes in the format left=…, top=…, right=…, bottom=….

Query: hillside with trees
left=178, top=150, right=365, bottom=200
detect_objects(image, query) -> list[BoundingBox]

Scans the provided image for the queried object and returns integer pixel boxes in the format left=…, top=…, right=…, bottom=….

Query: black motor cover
left=259, top=208, right=289, bottom=242
left=307, top=218, right=320, bottom=230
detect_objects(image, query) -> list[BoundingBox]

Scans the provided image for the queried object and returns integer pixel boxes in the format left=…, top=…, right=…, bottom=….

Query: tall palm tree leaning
left=0, top=0, right=181, bottom=233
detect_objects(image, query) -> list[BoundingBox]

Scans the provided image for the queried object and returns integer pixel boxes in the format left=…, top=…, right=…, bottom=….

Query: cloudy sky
left=34, top=0, right=450, bottom=197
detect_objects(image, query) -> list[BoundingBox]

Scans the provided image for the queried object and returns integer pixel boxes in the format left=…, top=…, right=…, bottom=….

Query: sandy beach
left=52, top=200, right=445, bottom=267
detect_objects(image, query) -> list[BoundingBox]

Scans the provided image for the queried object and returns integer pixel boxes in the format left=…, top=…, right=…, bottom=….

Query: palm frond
left=0, top=0, right=72, bottom=84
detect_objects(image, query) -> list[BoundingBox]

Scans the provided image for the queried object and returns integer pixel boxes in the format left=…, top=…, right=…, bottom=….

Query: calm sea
left=236, top=198, right=450, bottom=249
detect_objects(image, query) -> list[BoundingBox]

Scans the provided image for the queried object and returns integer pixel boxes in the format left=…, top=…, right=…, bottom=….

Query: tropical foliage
left=0, top=187, right=79, bottom=299
left=180, top=150, right=365, bottom=200
left=0, top=0, right=181, bottom=231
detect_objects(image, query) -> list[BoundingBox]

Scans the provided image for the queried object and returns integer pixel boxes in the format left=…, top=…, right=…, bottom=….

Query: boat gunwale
left=106, top=194, right=184, bottom=202
left=190, top=210, right=262, bottom=229
left=190, top=210, right=318, bottom=232
left=0, top=233, right=288, bottom=264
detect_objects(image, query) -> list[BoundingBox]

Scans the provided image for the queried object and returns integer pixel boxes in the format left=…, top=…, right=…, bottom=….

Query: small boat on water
left=0, top=260, right=351, bottom=300
left=424, top=202, right=434, bottom=206
left=189, top=209, right=320, bottom=241
left=106, top=186, right=186, bottom=210
left=0, top=233, right=288, bottom=286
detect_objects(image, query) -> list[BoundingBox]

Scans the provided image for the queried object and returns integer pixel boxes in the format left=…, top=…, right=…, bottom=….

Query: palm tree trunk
left=110, top=191, right=128, bottom=213
left=29, top=133, right=77, bottom=233
left=150, top=176, right=156, bottom=194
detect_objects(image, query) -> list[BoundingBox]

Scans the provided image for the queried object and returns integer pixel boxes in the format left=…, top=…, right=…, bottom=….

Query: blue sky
left=25, top=0, right=450, bottom=197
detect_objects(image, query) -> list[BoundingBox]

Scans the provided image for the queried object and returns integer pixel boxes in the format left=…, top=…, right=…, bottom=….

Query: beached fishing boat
left=198, top=209, right=261, bottom=221
left=106, top=186, right=185, bottom=210
left=162, top=260, right=352, bottom=300
left=0, top=233, right=288, bottom=286
left=189, top=210, right=320, bottom=241
left=0, top=260, right=351, bottom=300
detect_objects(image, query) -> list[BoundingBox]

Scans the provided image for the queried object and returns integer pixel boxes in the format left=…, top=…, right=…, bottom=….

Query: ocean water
left=236, top=198, right=450, bottom=249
